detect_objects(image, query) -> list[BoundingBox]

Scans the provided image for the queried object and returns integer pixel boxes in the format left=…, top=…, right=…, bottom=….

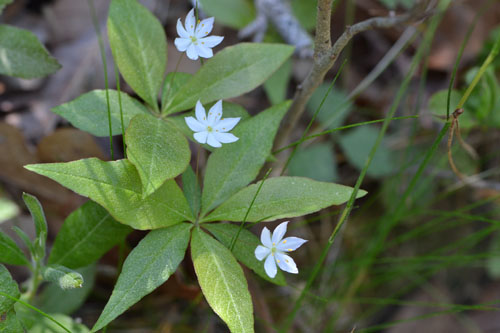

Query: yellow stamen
left=283, top=240, right=287, bottom=243
left=288, top=249, right=292, bottom=251
left=277, top=259, right=281, bottom=263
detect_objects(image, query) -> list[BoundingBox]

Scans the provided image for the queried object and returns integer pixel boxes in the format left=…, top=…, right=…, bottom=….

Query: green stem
left=114, top=63, right=126, bottom=157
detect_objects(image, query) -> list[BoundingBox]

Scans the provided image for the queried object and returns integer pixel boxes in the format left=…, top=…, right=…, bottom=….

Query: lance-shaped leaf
left=108, top=0, right=167, bottom=110
left=126, top=115, right=190, bottom=197
left=25, top=158, right=193, bottom=230
left=182, top=166, right=201, bottom=218
left=163, top=43, right=294, bottom=114
left=0, top=24, right=61, bottom=79
left=0, top=264, right=20, bottom=314
left=204, top=223, right=286, bottom=285
left=52, top=90, right=149, bottom=137
left=49, top=201, right=131, bottom=269
left=92, top=223, right=192, bottom=332
left=191, top=228, right=254, bottom=333
left=0, top=232, right=28, bottom=266
left=22, top=193, right=47, bottom=247
left=201, top=101, right=289, bottom=215
left=203, top=177, right=367, bottom=223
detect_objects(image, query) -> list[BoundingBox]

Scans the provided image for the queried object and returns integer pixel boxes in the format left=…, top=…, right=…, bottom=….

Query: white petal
left=185, top=8, right=196, bottom=34
left=214, top=132, right=238, bottom=144
left=207, top=100, right=223, bottom=125
left=186, top=43, right=199, bottom=60
left=196, top=44, right=213, bottom=58
left=206, top=133, right=222, bottom=148
left=185, top=117, right=206, bottom=132
left=176, top=18, right=189, bottom=38
left=276, top=237, right=308, bottom=252
left=193, top=131, right=208, bottom=144
left=264, top=254, right=277, bottom=278
left=275, top=252, right=298, bottom=274
left=272, top=221, right=288, bottom=244
left=213, top=118, right=240, bottom=132
left=260, top=227, right=272, bottom=248
left=195, top=101, right=207, bottom=123
left=174, top=38, right=191, bottom=52
left=199, top=35, right=224, bottom=48
left=255, top=245, right=270, bottom=261
left=195, top=17, right=214, bottom=37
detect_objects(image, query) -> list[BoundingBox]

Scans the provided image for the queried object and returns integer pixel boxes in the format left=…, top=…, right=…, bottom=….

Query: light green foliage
left=52, top=90, right=149, bottom=137
left=37, top=265, right=96, bottom=315
left=92, top=223, right=192, bottom=332
left=182, top=166, right=201, bottom=218
left=201, top=101, right=290, bottom=215
left=0, top=309, right=23, bottom=333
left=199, top=0, right=255, bottom=29
left=464, top=66, right=500, bottom=124
left=108, top=0, right=167, bottom=110
left=42, top=265, right=83, bottom=290
left=163, top=43, right=294, bottom=114
left=291, top=0, right=317, bottom=30
left=307, top=84, right=352, bottom=130
left=0, top=232, right=28, bottom=266
left=191, top=228, right=254, bottom=333
left=126, top=115, right=190, bottom=197
left=428, top=89, right=477, bottom=128
left=288, top=143, right=338, bottom=182
left=204, top=223, right=286, bottom=285
left=0, top=24, right=61, bottom=78
left=0, top=198, right=19, bottom=224
left=204, top=176, right=366, bottom=223
left=22, top=193, right=47, bottom=260
left=161, top=72, right=193, bottom=110
left=338, top=126, right=396, bottom=178
left=0, top=0, right=13, bottom=13
left=0, top=264, right=20, bottom=313
left=25, top=158, right=193, bottom=230
left=28, top=313, right=89, bottom=333
left=49, top=201, right=131, bottom=269
left=263, top=59, right=291, bottom=105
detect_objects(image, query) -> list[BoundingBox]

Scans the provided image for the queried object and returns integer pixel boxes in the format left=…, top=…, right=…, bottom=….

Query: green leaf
left=108, top=0, right=167, bottom=110
left=42, top=265, right=83, bottom=290
left=125, top=115, right=191, bottom=197
left=11, top=227, right=35, bottom=259
left=0, top=198, right=19, bottom=224
left=49, top=201, right=131, bottom=269
left=204, top=223, right=286, bottom=285
left=288, top=143, right=338, bottom=182
left=191, top=228, right=253, bottom=333
left=182, top=166, right=201, bottom=218
left=263, top=59, right=291, bottom=105
left=52, top=89, right=150, bottom=137
left=0, top=232, right=29, bottom=266
left=201, top=101, right=289, bottom=215
left=161, top=72, right=192, bottom=110
left=0, top=264, right=20, bottom=314
left=307, top=84, right=352, bottom=130
left=199, top=0, right=255, bottom=29
left=163, top=43, right=294, bottom=114
left=203, top=176, right=367, bottom=223
left=0, top=309, right=23, bottom=333
left=0, top=24, right=61, bottom=79
left=36, top=265, right=96, bottom=315
left=338, top=126, right=396, bottom=178
left=22, top=193, right=47, bottom=260
left=25, top=158, right=193, bottom=230
left=92, top=223, right=192, bottom=332
left=28, top=313, right=89, bottom=333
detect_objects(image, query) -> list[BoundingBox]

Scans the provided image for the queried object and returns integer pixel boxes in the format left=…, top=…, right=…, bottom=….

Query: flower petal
left=174, top=38, right=191, bottom=52
left=196, top=44, right=214, bottom=58
left=199, top=35, right=224, bottom=48
left=185, top=117, right=206, bottom=132
left=214, top=132, right=238, bottom=144
left=195, top=101, right=207, bottom=123
left=264, top=254, right=277, bottom=278
left=260, top=227, right=272, bottom=248
left=255, top=245, right=270, bottom=261
left=193, top=131, right=208, bottom=144
left=186, top=43, right=199, bottom=60
left=195, top=17, right=214, bottom=38
left=185, top=8, right=196, bottom=35
left=207, top=100, right=223, bottom=125
left=272, top=221, right=288, bottom=244
left=276, top=237, right=308, bottom=252
left=176, top=18, right=189, bottom=38
left=206, top=133, right=222, bottom=148
left=213, top=117, right=240, bottom=132
left=275, top=252, right=298, bottom=274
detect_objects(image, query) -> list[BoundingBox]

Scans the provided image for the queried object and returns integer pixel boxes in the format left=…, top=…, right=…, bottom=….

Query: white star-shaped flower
left=174, top=8, right=224, bottom=60
left=255, top=221, right=308, bottom=278
left=184, top=100, right=240, bottom=148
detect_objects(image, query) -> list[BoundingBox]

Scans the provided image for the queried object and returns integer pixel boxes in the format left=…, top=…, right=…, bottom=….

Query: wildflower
left=184, top=100, right=240, bottom=148
left=174, top=8, right=224, bottom=60
left=255, top=221, right=307, bottom=278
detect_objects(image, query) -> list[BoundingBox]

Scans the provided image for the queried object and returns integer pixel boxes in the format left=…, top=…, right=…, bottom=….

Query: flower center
left=207, top=126, right=213, bottom=132
left=271, top=247, right=277, bottom=255
left=190, top=36, right=197, bottom=43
